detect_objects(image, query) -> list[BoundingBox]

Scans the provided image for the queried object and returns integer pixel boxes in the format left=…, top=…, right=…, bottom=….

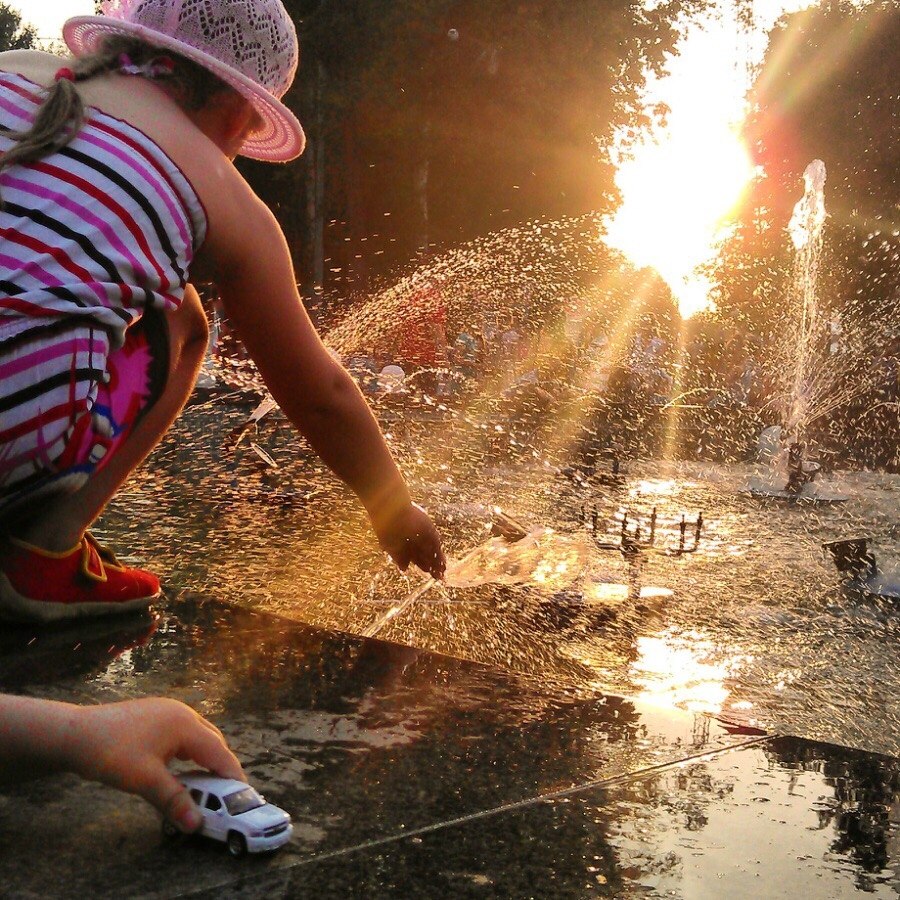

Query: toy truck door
left=202, top=791, right=228, bottom=840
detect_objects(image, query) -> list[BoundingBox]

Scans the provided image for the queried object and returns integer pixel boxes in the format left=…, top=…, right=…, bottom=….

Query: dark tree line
left=0, top=4, right=36, bottom=52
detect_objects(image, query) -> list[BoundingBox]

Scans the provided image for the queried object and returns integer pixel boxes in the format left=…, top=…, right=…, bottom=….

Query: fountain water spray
left=770, top=158, right=891, bottom=453
left=781, top=159, right=827, bottom=442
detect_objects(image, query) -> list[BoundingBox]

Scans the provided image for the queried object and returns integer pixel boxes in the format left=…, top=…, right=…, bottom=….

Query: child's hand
left=70, top=698, right=244, bottom=832
left=375, top=502, right=446, bottom=580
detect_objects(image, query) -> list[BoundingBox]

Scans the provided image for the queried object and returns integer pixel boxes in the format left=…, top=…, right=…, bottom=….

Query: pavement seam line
left=290, top=734, right=773, bottom=865
left=175, top=733, right=771, bottom=897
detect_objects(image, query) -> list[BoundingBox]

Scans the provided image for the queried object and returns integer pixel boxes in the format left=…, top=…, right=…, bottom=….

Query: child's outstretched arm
left=0, top=694, right=244, bottom=832
left=208, top=192, right=445, bottom=579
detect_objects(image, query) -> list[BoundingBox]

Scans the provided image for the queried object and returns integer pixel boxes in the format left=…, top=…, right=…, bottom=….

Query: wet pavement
left=4, top=399, right=900, bottom=896
left=93, top=399, right=900, bottom=756
left=3, top=592, right=900, bottom=898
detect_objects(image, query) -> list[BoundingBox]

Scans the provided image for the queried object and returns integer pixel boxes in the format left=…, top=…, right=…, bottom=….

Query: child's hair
left=1, top=36, right=235, bottom=181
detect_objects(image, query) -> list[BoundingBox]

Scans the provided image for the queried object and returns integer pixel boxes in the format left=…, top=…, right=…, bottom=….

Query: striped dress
left=0, top=71, right=207, bottom=495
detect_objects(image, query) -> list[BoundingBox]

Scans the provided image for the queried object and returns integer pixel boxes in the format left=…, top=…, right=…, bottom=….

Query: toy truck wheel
left=227, top=831, right=247, bottom=858
left=162, top=819, right=179, bottom=839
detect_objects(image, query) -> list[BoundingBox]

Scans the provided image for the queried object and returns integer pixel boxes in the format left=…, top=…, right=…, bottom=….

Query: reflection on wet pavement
left=2, top=586, right=900, bottom=896
left=97, top=403, right=900, bottom=756
left=254, top=739, right=900, bottom=899
left=0, top=593, right=757, bottom=898
left=4, top=401, right=900, bottom=896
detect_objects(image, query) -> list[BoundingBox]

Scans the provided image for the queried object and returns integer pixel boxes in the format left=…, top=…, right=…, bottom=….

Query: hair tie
left=54, top=68, right=76, bottom=83
left=118, top=53, right=175, bottom=79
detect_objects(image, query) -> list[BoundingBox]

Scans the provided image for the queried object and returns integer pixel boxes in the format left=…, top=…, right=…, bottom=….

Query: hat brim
left=63, top=15, right=305, bottom=162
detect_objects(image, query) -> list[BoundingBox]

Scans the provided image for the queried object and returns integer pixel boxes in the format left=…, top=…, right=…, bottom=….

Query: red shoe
left=0, top=533, right=161, bottom=623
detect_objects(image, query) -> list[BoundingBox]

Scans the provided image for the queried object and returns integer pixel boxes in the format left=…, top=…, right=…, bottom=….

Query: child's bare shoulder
left=194, top=171, right=280, bottom=276
left=0, top=49, right=65, bottom=82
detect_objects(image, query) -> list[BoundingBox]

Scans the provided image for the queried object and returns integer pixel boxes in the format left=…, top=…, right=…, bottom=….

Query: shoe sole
left=0, top=573, right=159, bottom=624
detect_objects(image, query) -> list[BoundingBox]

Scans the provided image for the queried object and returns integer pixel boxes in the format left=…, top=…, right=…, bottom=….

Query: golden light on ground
left=630, top=629, right=748, bottom=714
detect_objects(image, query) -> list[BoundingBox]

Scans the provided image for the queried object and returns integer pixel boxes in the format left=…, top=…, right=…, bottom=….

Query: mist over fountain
left=743, top=158, right=896, bottom=502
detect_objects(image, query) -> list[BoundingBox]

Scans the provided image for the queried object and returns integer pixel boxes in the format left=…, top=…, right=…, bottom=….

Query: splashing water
left=787, top=160, right=827, bottom=254
left=137, top=154, right=900, bottom=758
left=363, top=528, right=595, bottom=638
left=771, top=160, right=894, bottom=448
left=780, top=160, right=828, bottom=440
left=443, top=528, right=594, bottom=590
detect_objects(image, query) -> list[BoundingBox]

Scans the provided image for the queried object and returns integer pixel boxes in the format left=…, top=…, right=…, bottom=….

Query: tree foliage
left=0, top=3, right=37, bottom=51
left=706, top=0, right=899, bottom=466
left=711, top=0, right=899, bottom=341
left=240, top=1, right=704, bottom=303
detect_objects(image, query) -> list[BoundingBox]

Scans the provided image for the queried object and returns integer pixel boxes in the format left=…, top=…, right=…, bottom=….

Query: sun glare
left=630, top=630, right=741, bottom=714
left=607, top=123, right=755, bottom=318
left=10, top=0, right=93, bottom=41
left=605, top=3, right=810, bottom=318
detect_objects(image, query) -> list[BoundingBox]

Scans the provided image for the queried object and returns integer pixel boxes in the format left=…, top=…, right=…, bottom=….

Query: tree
left=712, top=0, right=899, bottom=339
left=240, top=1, right=706, bottom=305
left=707, top=1, right=899, bottom=466
left=0, top=3, right=36, bottom=51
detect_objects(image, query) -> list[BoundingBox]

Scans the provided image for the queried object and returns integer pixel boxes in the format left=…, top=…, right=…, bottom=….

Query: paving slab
left=197, top=738, right=900, bottom=899
left=0, top=594, right=754, bottom=899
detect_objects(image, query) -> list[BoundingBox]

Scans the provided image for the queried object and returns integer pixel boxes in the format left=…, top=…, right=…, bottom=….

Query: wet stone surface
left=96, top=401, right=900, bottom=757
left=2, top=594, right=900, bottom=897
left=0, top=594, right=739, bottom=896
left=208, top=739, right=900, bottom=899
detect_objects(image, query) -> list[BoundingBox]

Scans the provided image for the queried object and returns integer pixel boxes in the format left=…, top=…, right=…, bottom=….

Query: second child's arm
left=0, top=695, right=243, bottom=831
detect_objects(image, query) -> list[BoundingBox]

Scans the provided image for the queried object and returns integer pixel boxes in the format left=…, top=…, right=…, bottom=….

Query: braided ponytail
left=0, top=36, right=236, bottom=192
left=0, top=51, right=119, bottom=182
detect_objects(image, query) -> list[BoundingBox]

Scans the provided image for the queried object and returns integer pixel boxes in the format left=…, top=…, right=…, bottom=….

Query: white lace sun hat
left=63, top=0, right=305, bottom=161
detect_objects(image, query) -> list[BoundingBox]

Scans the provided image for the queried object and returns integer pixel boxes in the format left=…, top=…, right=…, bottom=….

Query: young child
left=0, top=0, right=445, bottom=622
left=0, top=692, right=242, bottom=832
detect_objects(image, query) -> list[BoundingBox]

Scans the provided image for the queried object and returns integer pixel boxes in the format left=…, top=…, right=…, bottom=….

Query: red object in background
left=397, top=282, right=448, bottom=368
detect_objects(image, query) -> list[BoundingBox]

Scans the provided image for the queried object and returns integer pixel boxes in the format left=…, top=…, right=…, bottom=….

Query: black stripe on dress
left=59, top=145, right=185, bottom=286
left=0, top=367, right=105, bottom=414
left=3, top=200, right=122, bottom=285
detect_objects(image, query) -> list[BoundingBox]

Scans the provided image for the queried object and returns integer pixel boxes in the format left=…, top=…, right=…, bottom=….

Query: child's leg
left=9, top=286, right=209, bottom=552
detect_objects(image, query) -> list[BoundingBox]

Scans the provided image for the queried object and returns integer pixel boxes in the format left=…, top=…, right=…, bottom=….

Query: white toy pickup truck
left=164, top=773, right=293, bottom=857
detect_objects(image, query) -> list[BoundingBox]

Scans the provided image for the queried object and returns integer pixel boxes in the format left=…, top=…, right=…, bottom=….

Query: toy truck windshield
left=224, top=787, right=265, bottom=816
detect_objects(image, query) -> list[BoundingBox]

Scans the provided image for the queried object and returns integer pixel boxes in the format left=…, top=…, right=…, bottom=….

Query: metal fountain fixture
left=582, top=506, right=704, bottom=557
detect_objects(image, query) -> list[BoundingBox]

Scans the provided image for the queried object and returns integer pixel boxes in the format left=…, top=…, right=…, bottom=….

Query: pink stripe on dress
left=0, top=336, right=102, bottom=379
left=92, top=116, right=203, bottom=242
left=31, top=160, right=172, bottom=292
left=0, top=91, right=32, bottom=125
left=0, top=229, right=109, bottom=306
left=0, top=251, right=68, bottom=292
left=3, top=173, right=150, bottom=290
left=81, top=128, right=193, bottom=254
